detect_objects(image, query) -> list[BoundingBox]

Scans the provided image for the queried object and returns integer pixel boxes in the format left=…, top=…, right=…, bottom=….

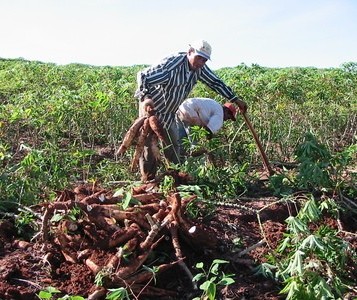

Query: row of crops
left=0, top=58, right=356, bottom=205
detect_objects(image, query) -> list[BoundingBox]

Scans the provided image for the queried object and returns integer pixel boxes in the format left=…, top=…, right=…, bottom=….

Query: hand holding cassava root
left=116, top=100, right=166, bottom=171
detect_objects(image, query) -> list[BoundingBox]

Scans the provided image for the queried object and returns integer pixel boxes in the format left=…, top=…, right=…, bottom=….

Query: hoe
left=241, top=112, right=274, bottom=176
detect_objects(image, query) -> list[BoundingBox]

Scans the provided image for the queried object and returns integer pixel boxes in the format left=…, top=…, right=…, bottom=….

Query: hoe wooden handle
left=242, top=112, right=274, bottom=176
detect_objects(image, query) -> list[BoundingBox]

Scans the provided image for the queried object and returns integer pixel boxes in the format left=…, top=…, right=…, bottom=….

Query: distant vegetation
left=0, top=58, right=356, bottom=204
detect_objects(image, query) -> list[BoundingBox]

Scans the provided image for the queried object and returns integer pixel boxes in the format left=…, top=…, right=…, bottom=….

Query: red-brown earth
left=0, top=171, right=356, bottom=300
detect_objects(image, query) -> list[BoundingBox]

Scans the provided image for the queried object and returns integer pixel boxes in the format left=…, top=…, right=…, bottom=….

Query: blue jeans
left=176, top=117, right=198, bottom=159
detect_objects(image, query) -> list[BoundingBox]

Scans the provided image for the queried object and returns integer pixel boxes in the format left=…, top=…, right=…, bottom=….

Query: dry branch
left=126, top=260, right=180, bottom=285
left=237, top=239, right=266, bottom=257
left=169, top=220, right=197, bottom=289
left=79, top=190, right=110, bottom=205
left=139, top=214, right=162, bottom=251
left=105, top=249, right=122, bottom=272
left=131, top=192, right=163, bottom=204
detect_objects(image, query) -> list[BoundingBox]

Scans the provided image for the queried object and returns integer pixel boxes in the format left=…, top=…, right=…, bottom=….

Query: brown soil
left=0, top=171, right=355, bottom=300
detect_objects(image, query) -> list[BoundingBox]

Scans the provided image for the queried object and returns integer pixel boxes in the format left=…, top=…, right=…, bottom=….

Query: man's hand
left=233, top=97, right=248, bottom=114
left=142, top=99, right=155, bottom=115
left=204, top=126, right=213, bottom=139
left=190, top=148, right=207, bottom=157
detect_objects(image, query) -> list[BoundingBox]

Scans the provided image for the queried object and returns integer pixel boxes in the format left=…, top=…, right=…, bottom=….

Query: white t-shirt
left=177, top=98, right=223, bottom=134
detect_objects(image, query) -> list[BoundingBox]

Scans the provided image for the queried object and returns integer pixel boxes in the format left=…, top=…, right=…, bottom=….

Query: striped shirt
left=135, top=52, right=236, bottom=128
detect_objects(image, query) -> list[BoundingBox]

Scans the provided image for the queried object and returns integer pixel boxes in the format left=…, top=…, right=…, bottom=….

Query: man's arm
left=199, top=66, right=247, bottom=113
left=203, top=126, right=214, bottom=139
left=231, top=97, right=248, bottom=113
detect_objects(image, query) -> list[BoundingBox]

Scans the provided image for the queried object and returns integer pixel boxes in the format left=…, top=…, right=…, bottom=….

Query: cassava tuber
left=116, top=116, right=146, bottom=156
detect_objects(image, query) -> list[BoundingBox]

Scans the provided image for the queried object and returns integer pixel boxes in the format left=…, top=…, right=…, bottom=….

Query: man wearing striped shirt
left=135, top=39, right=247, bottom=182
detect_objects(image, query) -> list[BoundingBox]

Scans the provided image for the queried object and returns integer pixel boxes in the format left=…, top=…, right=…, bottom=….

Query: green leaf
left=300, top=198, right=321, bottom=221
left=277, top=236, right=291, bottom=253
left=38, top=291, right=52, bottom=299
left=218, top=277, right=235, bottom=285
left=282, top=250, right=305, bottom=276
left=293, top=250, right=304, bottom=275
left=38, top=287, right=61, bottom=299
left=280, top=278, right=300, bottom=300
left=122, top=191, right=132, bottom=210
left=106, top=287, right=130, bottom=300
left=286, top=216, right=309, bottom=234
left=50, top=213, right=63, bottom=223
left=210, top=263, right=220, bottom=275
left=253, top=263, right=276, bottom=279
left=206, top=281, right=217, bottom=300
left=192, top=273, right=205, bottom=282
left=212, top=259, right=229, bottom=264
left=300, top=234, right=324, bottom=250
left=46, top=286, right=61, bottom=293
left=200, top=281, right=216, bottom=300
left=113, top=187, right=124, bottom=198
left=199, top=280, right=211, bottom=291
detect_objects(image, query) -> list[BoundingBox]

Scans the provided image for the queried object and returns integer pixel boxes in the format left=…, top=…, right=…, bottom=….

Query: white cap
left=189, top=40, right=212, bottom=60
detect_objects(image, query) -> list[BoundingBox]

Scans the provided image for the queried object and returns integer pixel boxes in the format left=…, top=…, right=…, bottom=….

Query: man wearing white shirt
left=176, top=97, right=237, bottom=156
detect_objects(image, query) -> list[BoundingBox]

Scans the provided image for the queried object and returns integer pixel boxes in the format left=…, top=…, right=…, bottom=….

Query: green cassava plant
left=37, top=286, right=85, bottom=300
left=113, top=187, right=140, bottom=210
left=269, top=132, right=356, bottom=196
left=15, top=210, right=38, bottom=237
left=159, top=174, right=176, bottom=196
left=105, top=287, right=130, bottom=300
left=192, top=259, right=235, bottom=300
left=94, top=266, right=113, bottom=287
left=177, top=184, right=216, bottom=219
left=294, top=132, right=333, bottom=190
left=329, top=143, right=357, bottom=196
left=257, top=196, right=357, bottom=299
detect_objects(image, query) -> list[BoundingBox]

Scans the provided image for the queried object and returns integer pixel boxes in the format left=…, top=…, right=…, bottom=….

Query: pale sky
left=1, top=0, right=356, bottom=69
